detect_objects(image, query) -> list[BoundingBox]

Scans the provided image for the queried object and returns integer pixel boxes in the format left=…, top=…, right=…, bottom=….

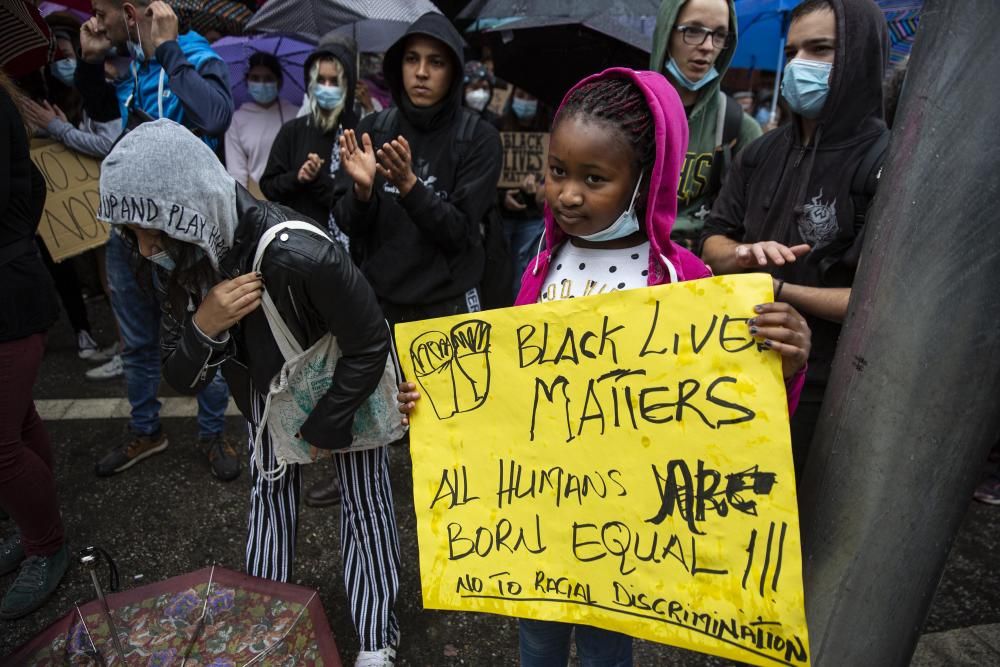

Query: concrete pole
left=798, top=1, right=1000, bottom=665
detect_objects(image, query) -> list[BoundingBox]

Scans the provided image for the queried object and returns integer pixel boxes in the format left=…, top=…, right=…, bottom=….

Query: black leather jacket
left=159, top=186, right=390, bottom=450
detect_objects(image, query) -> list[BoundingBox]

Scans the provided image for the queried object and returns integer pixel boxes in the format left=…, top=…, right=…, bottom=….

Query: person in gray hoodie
left=98, top=119, right=401, bottom=666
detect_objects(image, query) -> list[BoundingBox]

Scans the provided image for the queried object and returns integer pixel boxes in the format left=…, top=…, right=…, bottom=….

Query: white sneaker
left=77, top=330, right=100, bottom=359
left=354, top=647, right=395, bottom=667
left=87, top=341, right=121, bottom=364
left=85, top=354, right=123, bottom=381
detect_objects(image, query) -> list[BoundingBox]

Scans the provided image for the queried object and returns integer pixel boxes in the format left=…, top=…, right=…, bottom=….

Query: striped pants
left=246, top=392, right=401, bottom=651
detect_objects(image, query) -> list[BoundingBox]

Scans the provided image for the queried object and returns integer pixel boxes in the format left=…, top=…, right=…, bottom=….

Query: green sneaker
left=0, top=543, right=69, bottom=620
left=0, top=533, right=24, bottom=576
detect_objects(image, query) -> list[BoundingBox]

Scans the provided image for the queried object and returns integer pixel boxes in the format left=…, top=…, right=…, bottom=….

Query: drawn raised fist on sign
left=410, top=320, right=492, bottom=420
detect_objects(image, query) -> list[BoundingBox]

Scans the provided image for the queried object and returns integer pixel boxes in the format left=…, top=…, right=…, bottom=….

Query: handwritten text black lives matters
left=426, top=300, right=808, bottom=665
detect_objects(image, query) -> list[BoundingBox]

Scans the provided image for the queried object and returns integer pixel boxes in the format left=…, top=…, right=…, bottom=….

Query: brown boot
left=305, top=477, right=342, bottom=508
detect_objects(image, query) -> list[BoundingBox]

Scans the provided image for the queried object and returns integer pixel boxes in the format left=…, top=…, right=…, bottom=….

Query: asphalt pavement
left=1, top=295, right=998, bottom=665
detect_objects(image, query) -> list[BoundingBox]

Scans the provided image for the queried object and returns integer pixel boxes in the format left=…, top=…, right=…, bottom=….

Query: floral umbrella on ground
left=8, top=565, right=342, bottom=666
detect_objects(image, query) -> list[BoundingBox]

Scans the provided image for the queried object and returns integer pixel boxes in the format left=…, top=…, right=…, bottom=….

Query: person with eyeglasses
left=650, top=0, right=762, bottom=251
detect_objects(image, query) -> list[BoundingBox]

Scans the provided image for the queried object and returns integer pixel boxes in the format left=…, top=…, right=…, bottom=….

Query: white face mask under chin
left=578, top=172, right=645, bottom=242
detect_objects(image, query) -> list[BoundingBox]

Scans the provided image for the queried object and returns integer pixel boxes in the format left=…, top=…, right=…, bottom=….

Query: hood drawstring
left=791, top=124, right=825, bottom=231
left=658, top=253, right=680, bottom=284
left=530, top=227, right=546, bottom=275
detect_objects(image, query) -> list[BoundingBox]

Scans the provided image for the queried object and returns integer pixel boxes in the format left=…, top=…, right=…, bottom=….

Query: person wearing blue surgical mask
left=224, top=52, right=297, bottom=191
left=498, top=87, right=552, bottom=299
left=702, top=0, right=891, bottom=479
left=50, top=58, right=77, bottom=87
left=261, top=35, right=359, bottom=250
left=501, top=87, right=548, bottom=132
left=19, top=25, right=122, bottom=377
left=650, top=0, right=763, bottom=251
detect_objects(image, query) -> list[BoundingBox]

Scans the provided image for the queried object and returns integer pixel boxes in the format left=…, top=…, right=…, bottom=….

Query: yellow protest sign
left=498, top=132, right=549, bottom=189
left=30, top=140, right=110, bottom=262
left=395, top=274, right=810, bottom=667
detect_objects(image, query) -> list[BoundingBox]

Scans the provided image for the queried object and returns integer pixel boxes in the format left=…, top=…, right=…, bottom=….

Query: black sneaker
left=0, top=533, right=24, bottom=576
left=202, top=435, right=240, bottom=481
left=0, top=543, right=68, bottom=620
left=95, top=431, right=169, bottom=477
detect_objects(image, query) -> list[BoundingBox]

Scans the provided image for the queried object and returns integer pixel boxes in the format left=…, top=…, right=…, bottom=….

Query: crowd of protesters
left=1, top=0, right=986, bottom=665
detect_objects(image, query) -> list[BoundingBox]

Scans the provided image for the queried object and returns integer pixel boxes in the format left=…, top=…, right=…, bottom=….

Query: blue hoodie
left=76, top=31, right=233, bottom=148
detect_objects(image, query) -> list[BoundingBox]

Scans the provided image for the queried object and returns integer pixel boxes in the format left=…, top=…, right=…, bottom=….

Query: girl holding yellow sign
left=398, top=67, right=812, bottom=665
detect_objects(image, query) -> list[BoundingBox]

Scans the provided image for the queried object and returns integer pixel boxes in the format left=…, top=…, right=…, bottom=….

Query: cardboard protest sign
left=488, top=85, right=512, bottom=117
left=499, top=132, right=549, bottom=189
left=30, top=140, right=110, bottom=262
left=395, top=274, right=810, bottom=667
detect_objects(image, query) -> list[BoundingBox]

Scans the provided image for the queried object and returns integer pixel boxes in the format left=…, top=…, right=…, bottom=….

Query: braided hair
left=554, top=77, right=657, bottom=174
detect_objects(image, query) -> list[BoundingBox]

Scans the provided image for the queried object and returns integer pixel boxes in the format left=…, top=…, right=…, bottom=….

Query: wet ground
left=2, top=295, right=998, bottom=665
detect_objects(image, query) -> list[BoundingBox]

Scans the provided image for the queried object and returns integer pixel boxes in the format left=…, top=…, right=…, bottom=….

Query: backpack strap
left=848, top=128, right=891, bottom=233
left=852, top=128, right=891, bottom=199
left=370, top=107, right=399, bottom=150
left=720, top=92, right=743, bottom=148
left=253, top=221, right=332, bottom=361
left=451, top=108, right=481, bottom=162
left=708, top=94, right=749, bottom=198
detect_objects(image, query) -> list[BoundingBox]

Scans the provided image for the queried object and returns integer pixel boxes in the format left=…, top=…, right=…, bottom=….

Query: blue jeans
left=503, top=217, right=545, bottom=300
left=519, top=619, right=633, bottom=667
left=105, top=232, right=228, bottom=438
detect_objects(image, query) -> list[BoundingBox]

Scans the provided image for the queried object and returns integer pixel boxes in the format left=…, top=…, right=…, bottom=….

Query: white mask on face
left=465, top=89, right=490, bottom=111
left=578, top=172, right=645, bottom=242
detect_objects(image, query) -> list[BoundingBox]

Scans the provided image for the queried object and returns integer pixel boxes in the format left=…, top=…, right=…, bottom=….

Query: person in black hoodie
left=701, top=0, right=889, bottom=477
left=334, top=12, right=503, bottom=323
left=260, top=33, right=358, bottom=237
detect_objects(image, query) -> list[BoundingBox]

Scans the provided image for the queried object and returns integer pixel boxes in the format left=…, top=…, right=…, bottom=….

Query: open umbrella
left=246, top=0, right=441, bottom=43
left=170, top=0, right=255, bottom=37
left=480, top=12, right=655, bottom=107
left=731, top=0, right=922, bottom=118
left=38, top=2, right=91, bottom=23
left=1, top=0, right=56, bottom=78
left=7, top=564, right=342, bottom=665
left=880, top=1, right=922, bottom=66
left=733, top=1, right=923, bottom=70
left=327, top=18, right=412, bottom=54
left=212, top=33, right=315, bottom=107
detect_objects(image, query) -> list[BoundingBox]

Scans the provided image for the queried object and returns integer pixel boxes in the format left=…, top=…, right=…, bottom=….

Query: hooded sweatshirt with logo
left=702, top=0, right=889, bottom=386
left=333, top=13, right=503, bottom=308
left=649, top=0, right=762, bottom=238
left=260, top=34, right=358, bottom=226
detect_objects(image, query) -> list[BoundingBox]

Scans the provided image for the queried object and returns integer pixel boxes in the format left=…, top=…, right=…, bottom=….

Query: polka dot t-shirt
left=539, top=240, right=651, bottom=303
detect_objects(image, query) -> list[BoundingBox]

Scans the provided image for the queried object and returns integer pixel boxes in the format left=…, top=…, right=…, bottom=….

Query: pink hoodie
left=514, top=67, right=713, bottom=305
left=513, top=68, right=803, bottom=411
